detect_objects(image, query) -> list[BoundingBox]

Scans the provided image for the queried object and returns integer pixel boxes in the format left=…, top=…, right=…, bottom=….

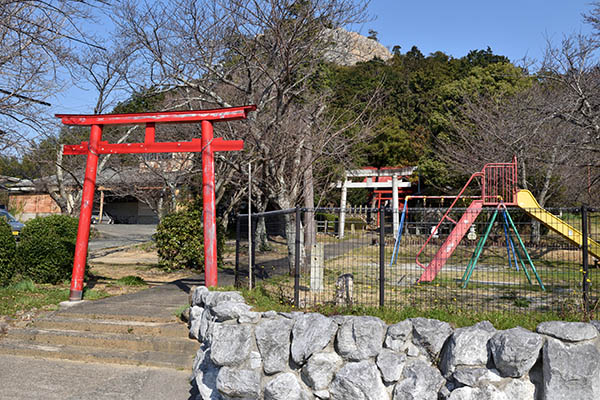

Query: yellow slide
left=517, top=190, right=600, bottom=260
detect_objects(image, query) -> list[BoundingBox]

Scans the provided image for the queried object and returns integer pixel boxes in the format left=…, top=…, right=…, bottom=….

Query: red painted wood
left=201, top=120, right=218, bottom=287
left=56, top=106, right=256, bottom=126
left=70, top=124, right=102, bottom=300
left=63, top=138, right=243, bottom=155
left=60, top=105, right=255, bottom=299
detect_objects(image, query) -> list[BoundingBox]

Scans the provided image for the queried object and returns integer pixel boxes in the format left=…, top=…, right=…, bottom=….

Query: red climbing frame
left=58, top=106, right=256, bottom=301
left=416, top=156, right=518, bottom=282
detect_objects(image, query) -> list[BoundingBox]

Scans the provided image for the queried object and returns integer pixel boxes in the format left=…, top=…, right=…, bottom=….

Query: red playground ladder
left=418, top=200, right=484, bottom=282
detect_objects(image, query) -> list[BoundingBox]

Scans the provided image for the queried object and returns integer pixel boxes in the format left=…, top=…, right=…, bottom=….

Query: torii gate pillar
left=58, top=106, right=256, bottom=301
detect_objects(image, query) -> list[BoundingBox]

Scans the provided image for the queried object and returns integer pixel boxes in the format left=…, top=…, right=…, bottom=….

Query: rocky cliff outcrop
left=323, top=27, right=392, bottom=66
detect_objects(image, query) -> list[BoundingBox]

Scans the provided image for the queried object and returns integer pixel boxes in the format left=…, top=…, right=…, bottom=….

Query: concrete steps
left=33, top=315, right=190, bottom=337
left=0, top=311, right=198, bottom=370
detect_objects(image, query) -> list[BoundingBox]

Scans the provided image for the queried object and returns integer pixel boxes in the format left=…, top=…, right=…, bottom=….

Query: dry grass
left=87, top=245, right=196, bottom=296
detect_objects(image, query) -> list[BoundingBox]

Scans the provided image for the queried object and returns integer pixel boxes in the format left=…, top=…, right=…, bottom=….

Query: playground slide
left=517, top=190, right=600, bottom=260
left=418, top=200, right=484, bottom=282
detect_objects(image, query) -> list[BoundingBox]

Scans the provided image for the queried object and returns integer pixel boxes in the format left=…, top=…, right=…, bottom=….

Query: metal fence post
left=379, top=207, right=385, bottom=307
left=295, top=207, right=301, bottom=308
left=235, top=216, right=241, bottom=287
left=582, top=205, right=590, bottom=317
left=251, top=216, right=257, bottom=289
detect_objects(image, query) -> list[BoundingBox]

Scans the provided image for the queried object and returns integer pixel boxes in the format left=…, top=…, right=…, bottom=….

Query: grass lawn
left=213, top=284, right=581, bottom=331
left=0, top=279, right=110, bottom=318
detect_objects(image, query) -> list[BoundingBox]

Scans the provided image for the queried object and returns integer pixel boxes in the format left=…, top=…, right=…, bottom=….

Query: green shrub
left=0, top=219, right=17, bottom=286
left=16, top=215, right=79, bottom=284
left=155, top=208, right=224, bottom=271
left=155, top=209, right=204, bottom=271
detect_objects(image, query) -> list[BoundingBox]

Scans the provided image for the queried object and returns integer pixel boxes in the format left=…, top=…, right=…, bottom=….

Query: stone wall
left=188, top=286, right=600, bottom=400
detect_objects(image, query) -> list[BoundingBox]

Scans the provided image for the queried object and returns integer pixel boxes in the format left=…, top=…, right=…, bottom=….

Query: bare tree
left=442, top=82, right=587, bottom=205
left=113, top=0, right=370, bottom=203
left=0, top=0, right=107, bottom=153
left=40, top=40, right=142, bottom=216
left=110, top=0, right=377, bottom=265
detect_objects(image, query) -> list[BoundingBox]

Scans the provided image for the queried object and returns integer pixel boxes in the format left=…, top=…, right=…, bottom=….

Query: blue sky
left=364, top=1, right=593, bottom=62
left=51, top=1, right=595, bottom=115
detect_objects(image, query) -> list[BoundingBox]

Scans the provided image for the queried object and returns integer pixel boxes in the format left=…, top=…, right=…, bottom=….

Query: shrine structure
left=58, top=105, right=256, bottom=301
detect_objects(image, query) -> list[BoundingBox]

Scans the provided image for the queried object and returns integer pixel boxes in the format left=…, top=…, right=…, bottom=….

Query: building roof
left=3, top=167, right=194, bottom=194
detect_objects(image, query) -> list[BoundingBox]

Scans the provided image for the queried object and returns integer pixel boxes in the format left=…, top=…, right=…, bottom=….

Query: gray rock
left=291, top=313, right=338, bottom=365
left=262, top=310, right=278, bottom=318
left=248, top=351, right=262, bottom=370
left=210, top=324, right=253, bottom=367
left=447, top=385, right=507, bottom=400
left=503, top=378, right=535, bottom=400
left=448, top=380, right=534, bottom=400
left=238, top=311, right=261, bottom=324
left=447, top=387, right=483, bottom=400
left=189, top=305, right=203, bottom=321
left=376, top=348, right=406, bottom=383
left=473, top=321, right=496, bottom=333
left=536, top=321, right=598, bottom=342
left=452, top=367, right=502, bottom=387
left=331, top=315, right=351, bottom=325
left=279, top=311, right=304, bottom=319
left=591, top=320, right=600, bottom=333
left=543, top=337, right=600, bottom=400
left=192, top=286, right=210, bottom=307
left=189, top=306, right=204, bottom=340
left=204, top=291, right=245, bottom=308
left=323, top=27, right=393, bottom=66
left=405, top=342, right=420, bottom=358
left=199, top=308, right=216, bottom=343
left=314, top=389, right=329, bottom=399
left=385, top=320, right=412, bottom=352
left=211, top=301, right=253, bottom=322
left=329, top=360, right=388, bottom=400
left=489, top=327, right=542, bottom=378
left=439, top=384, right=452, bottom=400
left=256, top=318, right=294, bottom=374
left=216, top=367, right=261, bottom=400
left=336, top=316, right=386, bottom=361
left=410, top=318, right=453, bottom=360
left=193, top=346, right=222, bottom=400
left=302, top=351, right=343, bottom=391
left=392, top=359, right=445, bottom=400
left=264, top=372, right=312, bottom=400
left=440, top=324, right=495, bottom=376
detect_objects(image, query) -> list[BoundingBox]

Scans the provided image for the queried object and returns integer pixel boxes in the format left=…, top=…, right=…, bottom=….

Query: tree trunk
left=279, top=194, right=304, bottom=276
left=254, top=196, right=269, bottom=251
left=303, top=155, right=316, bottom=270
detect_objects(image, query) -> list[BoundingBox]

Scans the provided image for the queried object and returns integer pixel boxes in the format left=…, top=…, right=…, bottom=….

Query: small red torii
left=58, top=105, right=256, bottom=301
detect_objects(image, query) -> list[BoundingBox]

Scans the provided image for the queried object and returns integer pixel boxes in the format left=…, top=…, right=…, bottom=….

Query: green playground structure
left=461, top=204, right=545, bottom=290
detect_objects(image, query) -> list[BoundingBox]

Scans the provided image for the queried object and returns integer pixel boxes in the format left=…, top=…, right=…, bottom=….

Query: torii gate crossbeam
left=58, top=105, right=256, bottom=301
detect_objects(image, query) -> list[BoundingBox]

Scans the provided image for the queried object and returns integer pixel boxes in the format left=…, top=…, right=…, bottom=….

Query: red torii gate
left=58, top=105, right=256, bottom=301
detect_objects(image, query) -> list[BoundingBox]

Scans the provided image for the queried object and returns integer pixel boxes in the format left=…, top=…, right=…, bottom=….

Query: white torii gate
left=336, top=167, right=416, bottom=238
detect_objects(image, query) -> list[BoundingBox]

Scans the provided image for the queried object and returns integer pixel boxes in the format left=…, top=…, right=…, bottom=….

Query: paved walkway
left=0, top=270, right=236, bottom=400
left=0, top=354, right=195, bottom=400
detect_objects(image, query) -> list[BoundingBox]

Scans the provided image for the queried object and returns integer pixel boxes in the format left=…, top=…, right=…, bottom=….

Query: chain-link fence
left=235, top=206, right=600, bottom=319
